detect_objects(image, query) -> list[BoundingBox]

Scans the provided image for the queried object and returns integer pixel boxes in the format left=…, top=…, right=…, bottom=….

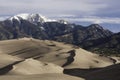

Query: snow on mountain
left=58, top=20, right=69, bottom=24
left=9, top=13, right=57, bottom=25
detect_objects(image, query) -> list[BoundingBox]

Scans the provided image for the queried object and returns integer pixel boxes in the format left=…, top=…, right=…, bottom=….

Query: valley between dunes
left=0, top=38, right=120, bottom=80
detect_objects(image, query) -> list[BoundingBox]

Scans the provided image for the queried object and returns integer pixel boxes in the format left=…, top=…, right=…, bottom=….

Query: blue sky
left=0, top=0, right=120, bottom=32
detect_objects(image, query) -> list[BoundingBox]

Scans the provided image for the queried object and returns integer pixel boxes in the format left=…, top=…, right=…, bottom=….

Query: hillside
left=80, top=32, right=120, bottom=55
left=0, top=14, right=113, bottom=43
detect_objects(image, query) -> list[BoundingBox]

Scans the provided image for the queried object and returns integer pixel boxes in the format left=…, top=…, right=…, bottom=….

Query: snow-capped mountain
left=0, top=13, right=113, bottom=45
left=0, top=13, right=119, bottom=57
left=9, top=13, right=56, bottom=25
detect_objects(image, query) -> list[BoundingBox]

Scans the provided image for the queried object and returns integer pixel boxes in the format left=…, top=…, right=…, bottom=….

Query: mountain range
left=0, top=13, right=112, bottom=39
left=0, top=13, right=120, bottom=80
left=0, top=13, right=119, bottom=55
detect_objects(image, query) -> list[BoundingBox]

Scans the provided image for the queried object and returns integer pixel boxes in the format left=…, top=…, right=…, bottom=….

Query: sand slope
left=7, top=58, right=63, bottom=75
left=0, top=73, right=84, bottom=80
left=0, top=53, right=22, bottom=68
left=0, top=38, right=114, bottom=69
left=64, top=48, right=114, bottom=68
left=0, top=38, right=119, bottom=80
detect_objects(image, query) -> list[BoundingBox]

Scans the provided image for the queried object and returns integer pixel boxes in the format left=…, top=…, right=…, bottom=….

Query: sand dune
left=0, top=38, right=114, bottom=69
left=111, top=56, right=120, bottom=64
left=64, top=48, right=114, bottom=68
left=0, top=73, right=84, bottom=80
left=0, top=38, right=119, bottom=80
left=0, top=38, right=70, bottom=66
left=0, top=53, right=22, bottom=68
left=7, top=58, right=63, bottom=75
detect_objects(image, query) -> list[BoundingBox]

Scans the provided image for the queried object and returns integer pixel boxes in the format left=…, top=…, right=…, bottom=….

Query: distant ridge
left=0, top=13, right=112, bottom=41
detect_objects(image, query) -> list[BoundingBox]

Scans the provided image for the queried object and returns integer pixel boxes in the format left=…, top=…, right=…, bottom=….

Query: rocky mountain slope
left=0, top=13, right=113, bottom=43
left=54, top=24, right=112, bottom=45
left=80, top=32, right=120, bottom=55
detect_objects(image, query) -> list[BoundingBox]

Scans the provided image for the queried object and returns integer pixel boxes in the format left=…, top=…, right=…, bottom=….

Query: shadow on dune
left=62, top=50, right=76, bottom=67
left=64, top=63, right=120, bottom=80
left=0, top=61, right=23, bottom=75
left=64, top=68, right=101, bottom=78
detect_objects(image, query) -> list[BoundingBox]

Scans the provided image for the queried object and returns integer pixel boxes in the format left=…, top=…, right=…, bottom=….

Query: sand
left=0, top=38, right=118, bottom=80
left=0, top=38, right=114, bottom=69
left=0, top=73, right=84, bottom=80
left=0, top=53, right=22, bottom=68
left=7, top=58, right=63, bottom=75
left=64, top=48, right=114, bottom=69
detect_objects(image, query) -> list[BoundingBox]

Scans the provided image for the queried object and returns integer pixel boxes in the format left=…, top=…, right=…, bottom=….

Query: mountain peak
left=88, top=24, right=103, bottom=30
left=9, top=13, right=56, bottom=25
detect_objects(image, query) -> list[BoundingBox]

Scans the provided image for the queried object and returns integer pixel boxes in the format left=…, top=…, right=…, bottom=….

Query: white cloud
left=62, top=16, right=120, bottom=24
left=0, top=16, right=9, bottom=21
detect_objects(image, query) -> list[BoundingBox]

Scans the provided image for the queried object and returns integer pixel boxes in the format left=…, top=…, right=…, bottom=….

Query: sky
left=0, top=0, right=120, bottom=32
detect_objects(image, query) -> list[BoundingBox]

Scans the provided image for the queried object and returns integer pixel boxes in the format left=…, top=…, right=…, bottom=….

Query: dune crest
left=7, top=58, right=63, bottom=75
